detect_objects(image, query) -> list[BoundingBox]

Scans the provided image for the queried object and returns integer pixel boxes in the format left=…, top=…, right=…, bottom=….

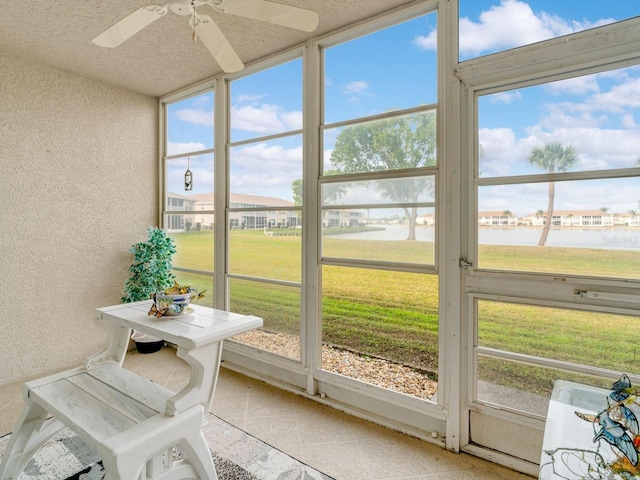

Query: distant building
left=166, top=192, right=299, bottom=231
left=167, top=197, right=638, bottom=231
left=166, top=192, right=364, bottom=231
left=478, top=211, right=517, bottom=226
left=521, top=210, right=615, bottom=227
left=322, top=209, right=363, bottom=228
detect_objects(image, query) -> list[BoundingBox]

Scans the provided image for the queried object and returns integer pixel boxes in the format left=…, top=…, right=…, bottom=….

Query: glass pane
left=167, top=223, right=214, bottom=271
left=323, top=111, right=437, bottom=175
left=322, top=176, right=435, bottom=206
left=229, top=220, right=301, bottom=282
left=230, top=58, right=302, bottom=143
left=478, top=67, right=640, bottom=178
left=167, top=91, right=214, bottom=152
left=476, top=356, right=612, bottom=416
left=324, top=13, right=437, bottom=124
left=459, top=2, right=640, bottom=61
left=322, top=266, right=438, bottom=400
left=477, top=178, right=640, bottom=278
left=166, top=153, right=214, bottom=201
left=172, top=271, right=214, bottom=308
left=229, top=279, right=300, bottom=361
left=322, top=207, right=435, bottom=264
left=476, top=300, right=640, bottom=414
left=229, top=136, right=302, bottom=202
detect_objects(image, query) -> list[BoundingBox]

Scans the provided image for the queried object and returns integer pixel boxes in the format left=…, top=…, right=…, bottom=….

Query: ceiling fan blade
left=221, top=0, right=318, bottom=32
left=195, top=15, right=244, bottom=73
left=92, top=5, right=168, bottom=47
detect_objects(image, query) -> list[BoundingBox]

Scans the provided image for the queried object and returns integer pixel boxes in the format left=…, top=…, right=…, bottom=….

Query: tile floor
left=0, top=347, right=534, bottom=480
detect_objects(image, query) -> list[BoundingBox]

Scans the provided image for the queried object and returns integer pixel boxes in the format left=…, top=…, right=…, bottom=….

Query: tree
left=329, top=112, right=437, bottom=240
left=291, top=170, right=346, bottom=228
left=292, top=179, right=302, bottom=206
left=528, top=143, right=578, bottom=246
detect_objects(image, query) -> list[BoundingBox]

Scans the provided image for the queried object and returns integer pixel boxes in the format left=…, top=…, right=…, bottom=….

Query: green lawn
left=171, top=229, right=639, bottom=393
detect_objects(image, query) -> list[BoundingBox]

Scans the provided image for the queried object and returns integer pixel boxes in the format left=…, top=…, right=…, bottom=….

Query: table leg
left=85, top=320, right=131, bottom=369
left=166, top=341, right=222, bottom=416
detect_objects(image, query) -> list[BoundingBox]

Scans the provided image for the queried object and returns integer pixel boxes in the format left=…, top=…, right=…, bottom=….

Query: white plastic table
left=539, top=380, right=614, bottom=479
left=0, top=301, right=262, bottom=480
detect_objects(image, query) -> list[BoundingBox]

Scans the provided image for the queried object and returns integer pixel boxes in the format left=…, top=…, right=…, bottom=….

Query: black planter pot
left=135, top=340, right=164, bottom=354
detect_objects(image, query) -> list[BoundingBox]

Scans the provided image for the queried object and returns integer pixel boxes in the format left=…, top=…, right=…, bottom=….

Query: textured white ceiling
left=1, top=0, right=417, bottom=97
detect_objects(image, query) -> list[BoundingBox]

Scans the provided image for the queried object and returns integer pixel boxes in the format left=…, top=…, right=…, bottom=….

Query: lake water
left=332, top=225, right=640, bottom=251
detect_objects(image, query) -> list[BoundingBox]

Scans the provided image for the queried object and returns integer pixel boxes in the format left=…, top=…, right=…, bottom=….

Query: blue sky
left=166, top=1, right=640, bottom=217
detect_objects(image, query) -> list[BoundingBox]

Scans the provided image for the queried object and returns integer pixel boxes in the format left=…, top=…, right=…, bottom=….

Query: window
left=163, top=90, right=215, bottom=299
left=227, top=58, right=303, bottom=360
left=320, top=11, right=440, bottom=399
left=476, top=300, right=640, bottom=415
left=477, top=67, right=640, bottom=279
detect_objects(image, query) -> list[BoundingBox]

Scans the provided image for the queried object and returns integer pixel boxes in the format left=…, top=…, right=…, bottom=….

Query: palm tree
left=600, top=207, right=610, bottom=226
left=528, top=143, right=578, bottom=246
left=502, top=210, right=512, bottom=226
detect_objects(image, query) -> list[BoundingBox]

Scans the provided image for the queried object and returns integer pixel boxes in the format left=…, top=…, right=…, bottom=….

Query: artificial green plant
left=122, top=227, right=176, bottom=303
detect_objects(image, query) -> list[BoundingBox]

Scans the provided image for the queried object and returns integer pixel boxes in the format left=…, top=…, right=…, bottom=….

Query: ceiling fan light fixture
left=169, top=0, right=194, bottom=16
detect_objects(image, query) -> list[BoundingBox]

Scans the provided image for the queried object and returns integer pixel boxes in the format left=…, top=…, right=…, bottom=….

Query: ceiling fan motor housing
left=169, top=0, right=194, bottom=15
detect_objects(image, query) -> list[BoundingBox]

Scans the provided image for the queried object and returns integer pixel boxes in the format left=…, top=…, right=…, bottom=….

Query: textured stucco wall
left=0, top=52, right=158, bottom=385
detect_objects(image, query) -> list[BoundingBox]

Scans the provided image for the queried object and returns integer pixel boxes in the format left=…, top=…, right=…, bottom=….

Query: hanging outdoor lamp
left=184, top=155, right=193, bottom=191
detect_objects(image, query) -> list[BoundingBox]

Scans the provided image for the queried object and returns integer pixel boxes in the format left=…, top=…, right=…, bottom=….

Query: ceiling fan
left=92, top=0, right=319, bottom=73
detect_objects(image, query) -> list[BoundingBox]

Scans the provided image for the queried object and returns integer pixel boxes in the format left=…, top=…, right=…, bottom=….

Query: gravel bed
left=233, top=330, right=438, bottom=400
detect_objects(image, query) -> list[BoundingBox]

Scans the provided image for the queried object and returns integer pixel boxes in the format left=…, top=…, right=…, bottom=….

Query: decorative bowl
left=152, top=291, right=194, bottom=316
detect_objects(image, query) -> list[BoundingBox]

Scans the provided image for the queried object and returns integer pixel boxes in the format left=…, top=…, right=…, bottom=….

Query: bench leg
left=101, top=406, right=217, bottom=480
left=173, top=429, right=218, bottom=480
left=0, top=402, right=66, bottom=480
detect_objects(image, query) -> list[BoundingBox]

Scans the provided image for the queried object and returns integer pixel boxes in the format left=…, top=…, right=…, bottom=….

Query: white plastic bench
left=0, top=301, right=262, bottom=480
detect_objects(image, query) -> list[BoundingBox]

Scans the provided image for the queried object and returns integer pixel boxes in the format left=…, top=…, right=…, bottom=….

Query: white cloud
left=166, top=141, right=207, bottom=156
left=590, top=78, right=640, bottom=113
left=231, top=103, right=302, bottom=134
left=175, top=108, right=213, bottom=127
left=281, top=111, right=303, bottom=131
left=621, top=114, right=636, bottom=129
left=233, top=143, right=301, bottom=167
left=489, top=91, right=522, bottom=104
left=459, top=0, right=554, bottom=55
left=232, top=104, right=283, bottom=133
left=230, top=143, right=302, bottom=199
left=193, top=94, right=211, bottom=106
left=480, top=92, right=640, bottom=182
left=545, top=76, right=600, bottom=96
left=413, top=31, right=436, bottom=50
left=343, top=80, right=370, bottom=96
left=235, top=94, right=266, bottom=103
left=414, top=0, right=618, bottom=57
left=478, top=127, right=520, bottom=176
